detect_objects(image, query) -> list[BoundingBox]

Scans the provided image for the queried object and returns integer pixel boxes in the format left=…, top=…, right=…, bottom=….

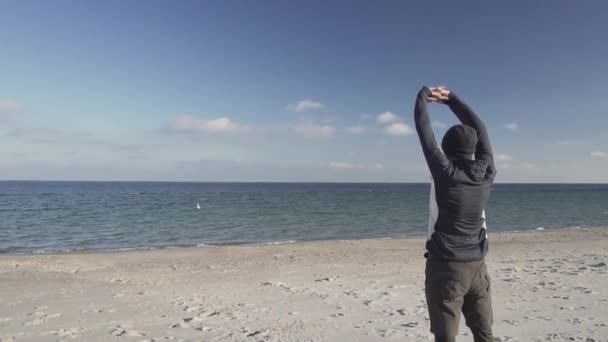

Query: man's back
left=428, top=159, right=495, bottom=261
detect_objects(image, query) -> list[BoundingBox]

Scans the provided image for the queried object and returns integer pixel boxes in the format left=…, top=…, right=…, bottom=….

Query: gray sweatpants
left=425, top=257, right=493, bottom=341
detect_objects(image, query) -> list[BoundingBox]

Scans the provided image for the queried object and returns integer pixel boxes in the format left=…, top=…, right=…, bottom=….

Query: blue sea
left=1, top=182, right=607, bottom=254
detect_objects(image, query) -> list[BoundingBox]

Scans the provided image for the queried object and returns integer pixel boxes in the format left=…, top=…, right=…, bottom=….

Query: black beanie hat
left=441, top=124, right=478, bottom=159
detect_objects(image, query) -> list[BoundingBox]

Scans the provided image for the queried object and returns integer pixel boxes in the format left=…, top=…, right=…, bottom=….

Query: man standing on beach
left=414, top=86, right=496, bottom=342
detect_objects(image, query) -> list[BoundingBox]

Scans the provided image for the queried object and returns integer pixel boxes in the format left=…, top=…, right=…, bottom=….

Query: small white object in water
left=536, top=227, right=545, bottom=231
left=196, top=203, right=201, bottom=209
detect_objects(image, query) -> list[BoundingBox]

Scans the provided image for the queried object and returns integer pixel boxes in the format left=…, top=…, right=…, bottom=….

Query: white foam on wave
left=255, top=240, right=297, bottom=246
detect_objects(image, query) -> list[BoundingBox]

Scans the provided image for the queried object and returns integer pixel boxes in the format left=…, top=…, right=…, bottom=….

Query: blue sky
left=1, top=0, right=607, bottom=182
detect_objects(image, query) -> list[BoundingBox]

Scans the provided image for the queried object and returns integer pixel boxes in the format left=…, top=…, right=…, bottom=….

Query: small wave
left=33, top=249, right=53, bottom=254
left=536, top=227, right=545, bottom=231
left=255, top=240, right=297, bottom=246
left=196, top=243, right=218, bottom=247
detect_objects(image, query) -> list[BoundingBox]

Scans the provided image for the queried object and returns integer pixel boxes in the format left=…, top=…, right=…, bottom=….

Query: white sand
left=1, top=228, right=607, bottom=342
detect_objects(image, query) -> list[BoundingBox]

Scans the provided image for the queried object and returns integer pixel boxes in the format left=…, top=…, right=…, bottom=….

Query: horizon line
left=1, top=179, right=607, bottom=185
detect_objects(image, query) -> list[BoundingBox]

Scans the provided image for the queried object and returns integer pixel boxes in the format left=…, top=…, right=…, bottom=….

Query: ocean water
left=0, top=182, right=607, bottom=254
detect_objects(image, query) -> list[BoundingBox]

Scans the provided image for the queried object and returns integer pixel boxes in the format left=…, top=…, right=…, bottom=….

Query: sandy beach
left=1, top=228, right=607, bottom=342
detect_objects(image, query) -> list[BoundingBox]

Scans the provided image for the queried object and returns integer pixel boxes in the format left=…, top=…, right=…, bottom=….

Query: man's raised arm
left=434, top=87, right=494, bottom=165
left=414, top=87, right=451, bottom=175
left=448, top=93, right=494, bottom=164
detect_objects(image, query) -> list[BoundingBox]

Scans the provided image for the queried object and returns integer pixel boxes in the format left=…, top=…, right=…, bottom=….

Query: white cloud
left=329, top=162, right=357, bottom=169
left=293, top=122, right=335, bottom=139
left=591, top=151, right=607, bottom=158
left=495, top=153, right=513, bottom=161
left=385, top=123, right=414, bottom=136
left=504, top=122, right=519, bottom=131
left=329, top=162, right=384, bottom=171
left=287, top=99, right=324, bottom=112
left=377, top=111, right=398, bottom=124
left=0, top=101, right=23, bottom=113
left=344, top=125, right=365, bottom=135
left=166, top=115, right=250, bottom=133
left=432, top=120, right=447, bottom=129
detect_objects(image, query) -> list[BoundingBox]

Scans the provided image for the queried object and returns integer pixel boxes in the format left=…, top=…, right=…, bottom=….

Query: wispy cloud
left=165, top=115, right=250, bottom=134
left=591, top=151, right=607, bottom=158
left=4, top=128, right=64, bottom=138
left=287, top=99, right=325, bottom=112
left=293, top=121, right=335, bottom=139
left=360, top=114, right=373, bottom=120
left=495, top=153, right=513, bottom=161
left=432, top=120, right=447, bottom=129
left=377, top=111, right=398, bottom=124
left=385, top=123, right=414, bottom=136
left=0, top=101, right=24, bottom=114
left=521, top=162, right=539, bottom=170
left=329, top=162, right=357, bottom=169
left=84, top=139, right=147, bottom=151
left=504, top=122, right=519, bottom=131
left=544, top=140, right=584, bottom=147
left=5, top=128, right=147, bottom=151
left=343, top=125, right=365, bottom=135
left=329, top=162, right=384, bottom=170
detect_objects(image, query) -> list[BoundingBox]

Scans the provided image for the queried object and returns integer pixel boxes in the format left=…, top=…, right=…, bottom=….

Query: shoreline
left=1, top=225, right=605, bottom=257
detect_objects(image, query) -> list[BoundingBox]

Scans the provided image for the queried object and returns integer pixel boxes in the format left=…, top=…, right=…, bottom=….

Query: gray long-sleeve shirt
left=414, top=87, right=496, bottom=261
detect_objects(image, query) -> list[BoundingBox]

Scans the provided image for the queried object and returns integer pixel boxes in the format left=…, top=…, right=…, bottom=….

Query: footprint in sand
left=401, top=322, right=419, bottom=328
left=111, top=327, right=146, bottom=337
left=23, top=312, right=62, bottom=326
left=170, top=315, right=207, bottom=329
left=494, top=337, right=519, bottom=342
left=373, top=328, right=405, bottom=338
left=315, top=276, right=340, bottom=282
left=41, top=328, right=84, bottom=338
left=194, top=326, right=213, bottom=332
left=502, top=319, right=520, bottom=326
left=242, top=328, right=268, bottom=338
left=381, top=308, right=407, bottom=316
